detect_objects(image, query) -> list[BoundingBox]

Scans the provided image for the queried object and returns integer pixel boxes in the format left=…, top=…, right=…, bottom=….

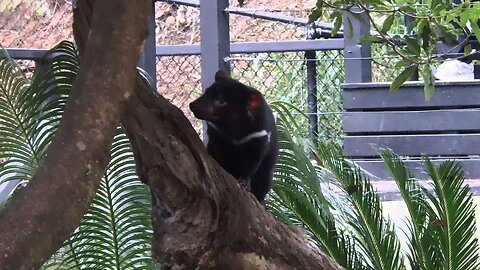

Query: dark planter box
left=342, top=80, right=480, bottom=180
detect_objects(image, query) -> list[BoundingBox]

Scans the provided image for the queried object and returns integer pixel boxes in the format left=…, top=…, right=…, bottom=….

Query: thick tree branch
left=121, top=77, right=343, bottom=270
left=0, top=1, right=149, bottom=269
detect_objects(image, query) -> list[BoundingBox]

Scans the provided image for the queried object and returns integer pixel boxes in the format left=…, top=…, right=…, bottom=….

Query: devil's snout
left=189, top=100, right=198, bottom=112
left=189, top=98, right=210, bottom=120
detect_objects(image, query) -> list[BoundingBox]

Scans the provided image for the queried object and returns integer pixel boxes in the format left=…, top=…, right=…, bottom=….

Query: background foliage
left=310, top=0, right=480, bottom=100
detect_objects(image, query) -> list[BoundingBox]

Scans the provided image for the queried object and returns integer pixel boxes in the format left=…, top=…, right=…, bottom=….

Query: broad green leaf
left=308, top=1, right=323, bottom=23
left=439, top=26, right=453, bottom=44
left=405, top=36, right=421, bottom=55
left=473, top=2, right=480, bottom=18
left=464, top=44, right=473, bottom=56
left=459, top=9, right=469, bottom=27
left=416, top=19, right=431, bottom=51
left=390, top=65, right=417, bottom=92
left=358, top=35, right=382, bottom=43
left=470, top=18, right=480, bottom=42
left=394, top=58, right=413, bottom=68
left=346, top=17, right=353, bottom=39
left=416, top=19, right=427, bottom=37
left=430, top=0, right=443, bottom=11
left=368, top=0, right=388, bottom=6
left=381, top=14, right=395, bottom=34
left=330, top=11, right=342, bottom=37
left=421, top=65, right=435, bottom=101
left=308, top=7, right=323, bottom=23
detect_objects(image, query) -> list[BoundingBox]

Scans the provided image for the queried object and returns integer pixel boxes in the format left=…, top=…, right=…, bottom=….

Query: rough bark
left=0, top=1, right=149, bottom=269
left=121, top=76, right=343, bottom=270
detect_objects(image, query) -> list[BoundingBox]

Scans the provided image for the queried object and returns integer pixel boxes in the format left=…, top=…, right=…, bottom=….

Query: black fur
left=189, top=71, right=278, bottom=202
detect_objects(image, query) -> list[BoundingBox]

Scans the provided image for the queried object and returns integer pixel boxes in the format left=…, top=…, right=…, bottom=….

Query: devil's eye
left=215, top=97, right=227, bottom=106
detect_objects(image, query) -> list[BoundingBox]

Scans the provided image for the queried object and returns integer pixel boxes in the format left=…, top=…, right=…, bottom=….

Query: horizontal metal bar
left=343, top=81, right=480, bottom=110
left=156, top=39, right=344, bottom=56
left=156, top=44, right=201, bottom=56
left=344, top=134, right=480, bottom=157
left=352, top=159, right=480, bottom=180
left=344, top=109, right=480, bottom=134
left=6, top=48, right=48, bottom=61
left=8, top=40, right=343, bottom=60
left=230, top=39, right=344, bottom=53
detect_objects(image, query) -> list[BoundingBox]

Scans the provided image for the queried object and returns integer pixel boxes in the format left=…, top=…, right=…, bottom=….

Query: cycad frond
left=380, top=149, right=443, bottom=270
left=28, top=41, right=78, bottom=155
left=0, top=42, right=154, bottom=269
left=268, top=102, right=368, bottom=270
left=317, top=143, right=404, bottom=270
left=0, top=41, right=77, bottom=189
left=423, top=158, right=480, bottom=270
left=44, top=130, right=153, bottom=270
left=0, top=48, right=36, bottom=186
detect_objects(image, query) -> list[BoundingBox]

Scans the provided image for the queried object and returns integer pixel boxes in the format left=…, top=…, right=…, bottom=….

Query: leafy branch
left=310, top=0, right=480, bottom=100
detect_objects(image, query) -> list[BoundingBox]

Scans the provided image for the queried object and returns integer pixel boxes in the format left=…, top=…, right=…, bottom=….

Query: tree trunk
left=0, top=1, right=149, bottom=269
left=121, top=77, right=342, bottom=270
left=0, top=1, right=343, bottom=269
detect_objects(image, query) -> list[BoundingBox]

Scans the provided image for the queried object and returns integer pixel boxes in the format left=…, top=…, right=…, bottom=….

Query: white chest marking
left=207, top=122, right=271, bottom=145
left=236, top=130, right=271, bottom=145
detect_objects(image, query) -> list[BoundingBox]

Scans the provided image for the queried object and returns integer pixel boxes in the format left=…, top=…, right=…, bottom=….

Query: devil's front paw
left=238, top=178, right=251, bottom=191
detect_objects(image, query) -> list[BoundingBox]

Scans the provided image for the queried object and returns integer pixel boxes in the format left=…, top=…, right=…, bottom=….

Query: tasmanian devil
left=189, top=70, right=279, bottom=202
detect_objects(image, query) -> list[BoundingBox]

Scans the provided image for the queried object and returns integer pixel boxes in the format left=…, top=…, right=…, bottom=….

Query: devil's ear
left=247, top=90, right=263, bottom=110
left=214, top=70, right=230, bottom=81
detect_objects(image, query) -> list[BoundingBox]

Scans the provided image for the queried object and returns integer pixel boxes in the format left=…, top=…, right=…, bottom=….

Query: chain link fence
left=1, top=0, right=74, bottom=79
left=372, top=42, right=404, bottom=82
left=1, top=0, right=400, bottom=145
left=229, top=12, right=308, bottom=42
left=229, top=50, right=344, bottom=143
left=156, top=54, right=203, bottom=134
left=152, top=2, right=349, bottom=142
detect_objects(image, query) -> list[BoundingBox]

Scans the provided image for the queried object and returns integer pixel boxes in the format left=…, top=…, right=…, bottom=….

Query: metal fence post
left=200, top=0, right=230, bottom=142
left=305, top=25, right=318, bottom=149
left=200, top=0, right=230, bottom=89
left=343, top=7, right=371, bottom=83
left=138, top=0, right=157, bottom=90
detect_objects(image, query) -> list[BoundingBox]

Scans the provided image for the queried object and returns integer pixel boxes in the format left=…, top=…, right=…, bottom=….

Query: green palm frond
left=0, top=41, right=76, bottom=188
left=0, top=42, right=154, bottom=269
left=268, top=102, right=368, bottom=270
left=28, top=41, right=78, bottom=155
left=0, top=49, right=35, bottom=186
left=380, top=149, right=443, bottom=270
left=44, top=130, right=153, bottom=270
left=317, top=143, right=404, bottom=270
left=423, top=158, right=480, bottom=270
